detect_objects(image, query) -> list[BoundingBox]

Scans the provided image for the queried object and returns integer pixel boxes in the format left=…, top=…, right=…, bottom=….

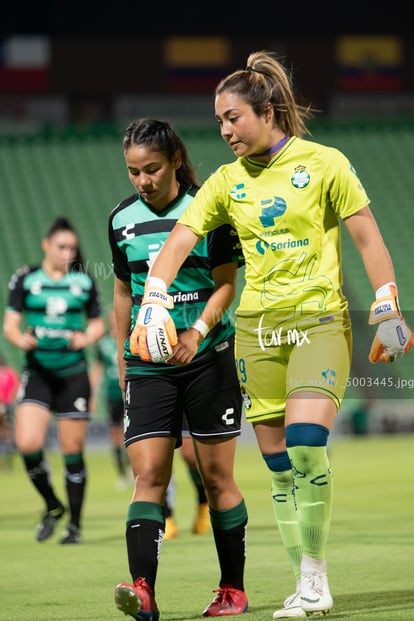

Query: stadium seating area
left=1, top=119, right=413, bottom=399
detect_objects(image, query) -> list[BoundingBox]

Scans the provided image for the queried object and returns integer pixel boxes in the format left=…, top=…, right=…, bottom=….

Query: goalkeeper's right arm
left=147, top=223, right=201, bottom=289
left=132, top=223, right=200, bottom=363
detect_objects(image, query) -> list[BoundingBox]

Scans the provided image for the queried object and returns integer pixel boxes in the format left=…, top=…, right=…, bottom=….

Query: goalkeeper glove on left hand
left=130, top=284, right=177, bottom=363
left=368, top=282, right=414, bottom=363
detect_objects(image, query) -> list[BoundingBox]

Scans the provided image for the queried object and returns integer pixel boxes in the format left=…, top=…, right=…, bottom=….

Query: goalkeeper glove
left=368, top=282, right=414, bottom=363
left=130, top=279, right=177, bottom=363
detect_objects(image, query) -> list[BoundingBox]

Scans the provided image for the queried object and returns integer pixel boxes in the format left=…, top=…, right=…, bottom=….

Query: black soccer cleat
left=36, top=505, right=66, bottom=542
left=59, top=523, right=82, bottom=544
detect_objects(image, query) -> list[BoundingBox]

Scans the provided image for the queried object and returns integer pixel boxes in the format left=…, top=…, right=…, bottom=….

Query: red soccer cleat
left=203, top=584, right=248, bottom=617
left=114, top=577, right=159, bottom=621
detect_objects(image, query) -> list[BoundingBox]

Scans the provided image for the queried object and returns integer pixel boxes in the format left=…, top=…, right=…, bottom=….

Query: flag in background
left=336, top=36, right=402, bottom=92
left=0, top=36, right=50, bottom=92
left=164, top=37, right=230, bottom=93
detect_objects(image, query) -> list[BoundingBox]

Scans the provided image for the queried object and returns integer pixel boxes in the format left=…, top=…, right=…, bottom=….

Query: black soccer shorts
left=17, top=368, right=91, bottom=419
left=123, top=338, right=242, bottom=447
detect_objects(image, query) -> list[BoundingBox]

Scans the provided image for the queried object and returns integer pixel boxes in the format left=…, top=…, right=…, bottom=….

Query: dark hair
left=123, top=118, right=199, bottom=188
left=44, top=216, right=85, bottom=273
left=216, top=50, right=314, bottom=138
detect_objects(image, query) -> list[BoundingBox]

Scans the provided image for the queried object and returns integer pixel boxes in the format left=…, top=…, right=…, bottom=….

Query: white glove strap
left=369, top=282, right=400, bottom=325
left=192, top=319, right=209, bottom=338
left=375, top=281, right=397, bottom=299
left=148, top=276, right=167, bottom=292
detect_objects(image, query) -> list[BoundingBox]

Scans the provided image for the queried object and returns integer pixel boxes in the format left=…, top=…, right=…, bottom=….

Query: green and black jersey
left=6, top=265, right=102, bottom=376
left=108, top=184, right=244, bottom=375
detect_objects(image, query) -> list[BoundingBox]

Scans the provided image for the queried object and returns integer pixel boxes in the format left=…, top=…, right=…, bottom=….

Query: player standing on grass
left=109, top=118, right=248, bottom=620
left=3, top=216, right=105, bottom=544
left=133, top=51, right=413, bottom=618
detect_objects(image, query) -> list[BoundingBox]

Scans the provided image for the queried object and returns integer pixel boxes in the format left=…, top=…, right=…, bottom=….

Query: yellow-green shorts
left=235, top=312, right=352, bottom=423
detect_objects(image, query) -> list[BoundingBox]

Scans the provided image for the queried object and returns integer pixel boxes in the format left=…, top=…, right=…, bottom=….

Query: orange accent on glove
left=369, top=319, right=414, bottom=364
left=130, top=288, right=177, bottom=363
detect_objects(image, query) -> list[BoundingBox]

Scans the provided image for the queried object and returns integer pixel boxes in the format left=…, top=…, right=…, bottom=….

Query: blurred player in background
left=109, top=118, right=248, bottom=620
left=90, top=306, right=131, bottom=490
left=3, top=216, right=105, bottom=544
left=0, top=355, right=19, bottom=466
left=135, top=51, right=413, bottom=618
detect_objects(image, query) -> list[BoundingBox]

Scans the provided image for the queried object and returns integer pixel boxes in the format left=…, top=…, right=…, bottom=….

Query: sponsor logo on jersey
left=121, top=223, right=136, bottom=240
left=46, top=296, right=68, bottom=317
left=147, top=242, right=162, bottom=269
left=171, top=290, right=200, bottom=304
left=259, top=196, right=287, bottom=226
left=256, top=237, right=310, bottom=255
left=34, top=326, right=72, bottom=339
left=230, top=183, right=246, bottom=199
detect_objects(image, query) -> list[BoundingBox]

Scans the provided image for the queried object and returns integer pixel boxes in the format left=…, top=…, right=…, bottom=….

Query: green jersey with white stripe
left=6, top=265, right=102, bottom=376
left=108, top=185, right=244, bottom=375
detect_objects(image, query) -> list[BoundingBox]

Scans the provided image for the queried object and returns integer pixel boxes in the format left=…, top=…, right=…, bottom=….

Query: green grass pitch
left=1, top=434, right=413, bottom=620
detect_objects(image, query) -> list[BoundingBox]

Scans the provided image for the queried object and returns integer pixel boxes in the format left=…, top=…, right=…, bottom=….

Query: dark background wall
left=2, top=1, right=413, bottom=126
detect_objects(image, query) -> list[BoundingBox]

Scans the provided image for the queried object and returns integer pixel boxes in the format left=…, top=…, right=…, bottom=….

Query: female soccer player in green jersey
left=134, top=51, right=413, bottom=619
left=3, top=216, right=105, bottom=544
left=109, top=118, right=248, bottom=620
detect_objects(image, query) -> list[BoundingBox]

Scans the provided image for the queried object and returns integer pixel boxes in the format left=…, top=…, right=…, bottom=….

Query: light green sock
left=287, top=445, right=333, bottom=560
left=271, top=469, right=302, bottom=580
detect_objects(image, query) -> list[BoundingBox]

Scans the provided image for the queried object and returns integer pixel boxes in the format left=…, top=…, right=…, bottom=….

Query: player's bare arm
left=344, top=205, right=395, bottom=290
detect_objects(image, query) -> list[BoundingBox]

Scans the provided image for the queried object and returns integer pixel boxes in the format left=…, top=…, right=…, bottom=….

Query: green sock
left=209, top=500, right=248, bottom=591
left=287, top=445, right=333, bottom=560
left=271, top=469, right=302, bottom=580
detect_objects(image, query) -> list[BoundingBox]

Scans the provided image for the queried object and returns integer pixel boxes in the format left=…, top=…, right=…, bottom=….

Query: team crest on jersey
left=291, top=165, right=310, bottom=188
left=30, top=281, right=42, bottom=295
left=321, top=368, right=337, bottom=386
left=70, top=282, right=82, bottom=296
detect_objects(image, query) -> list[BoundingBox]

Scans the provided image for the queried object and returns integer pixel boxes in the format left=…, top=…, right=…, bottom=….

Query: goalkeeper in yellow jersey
left=135, top=51, right=413, bottom=619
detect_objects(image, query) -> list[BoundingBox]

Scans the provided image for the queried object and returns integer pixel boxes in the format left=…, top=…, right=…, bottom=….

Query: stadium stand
left=1, top=120, right=413, bottom=401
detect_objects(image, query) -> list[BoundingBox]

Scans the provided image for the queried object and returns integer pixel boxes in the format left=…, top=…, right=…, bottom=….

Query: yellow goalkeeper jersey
left=178, top=136, right=370, bottom=318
